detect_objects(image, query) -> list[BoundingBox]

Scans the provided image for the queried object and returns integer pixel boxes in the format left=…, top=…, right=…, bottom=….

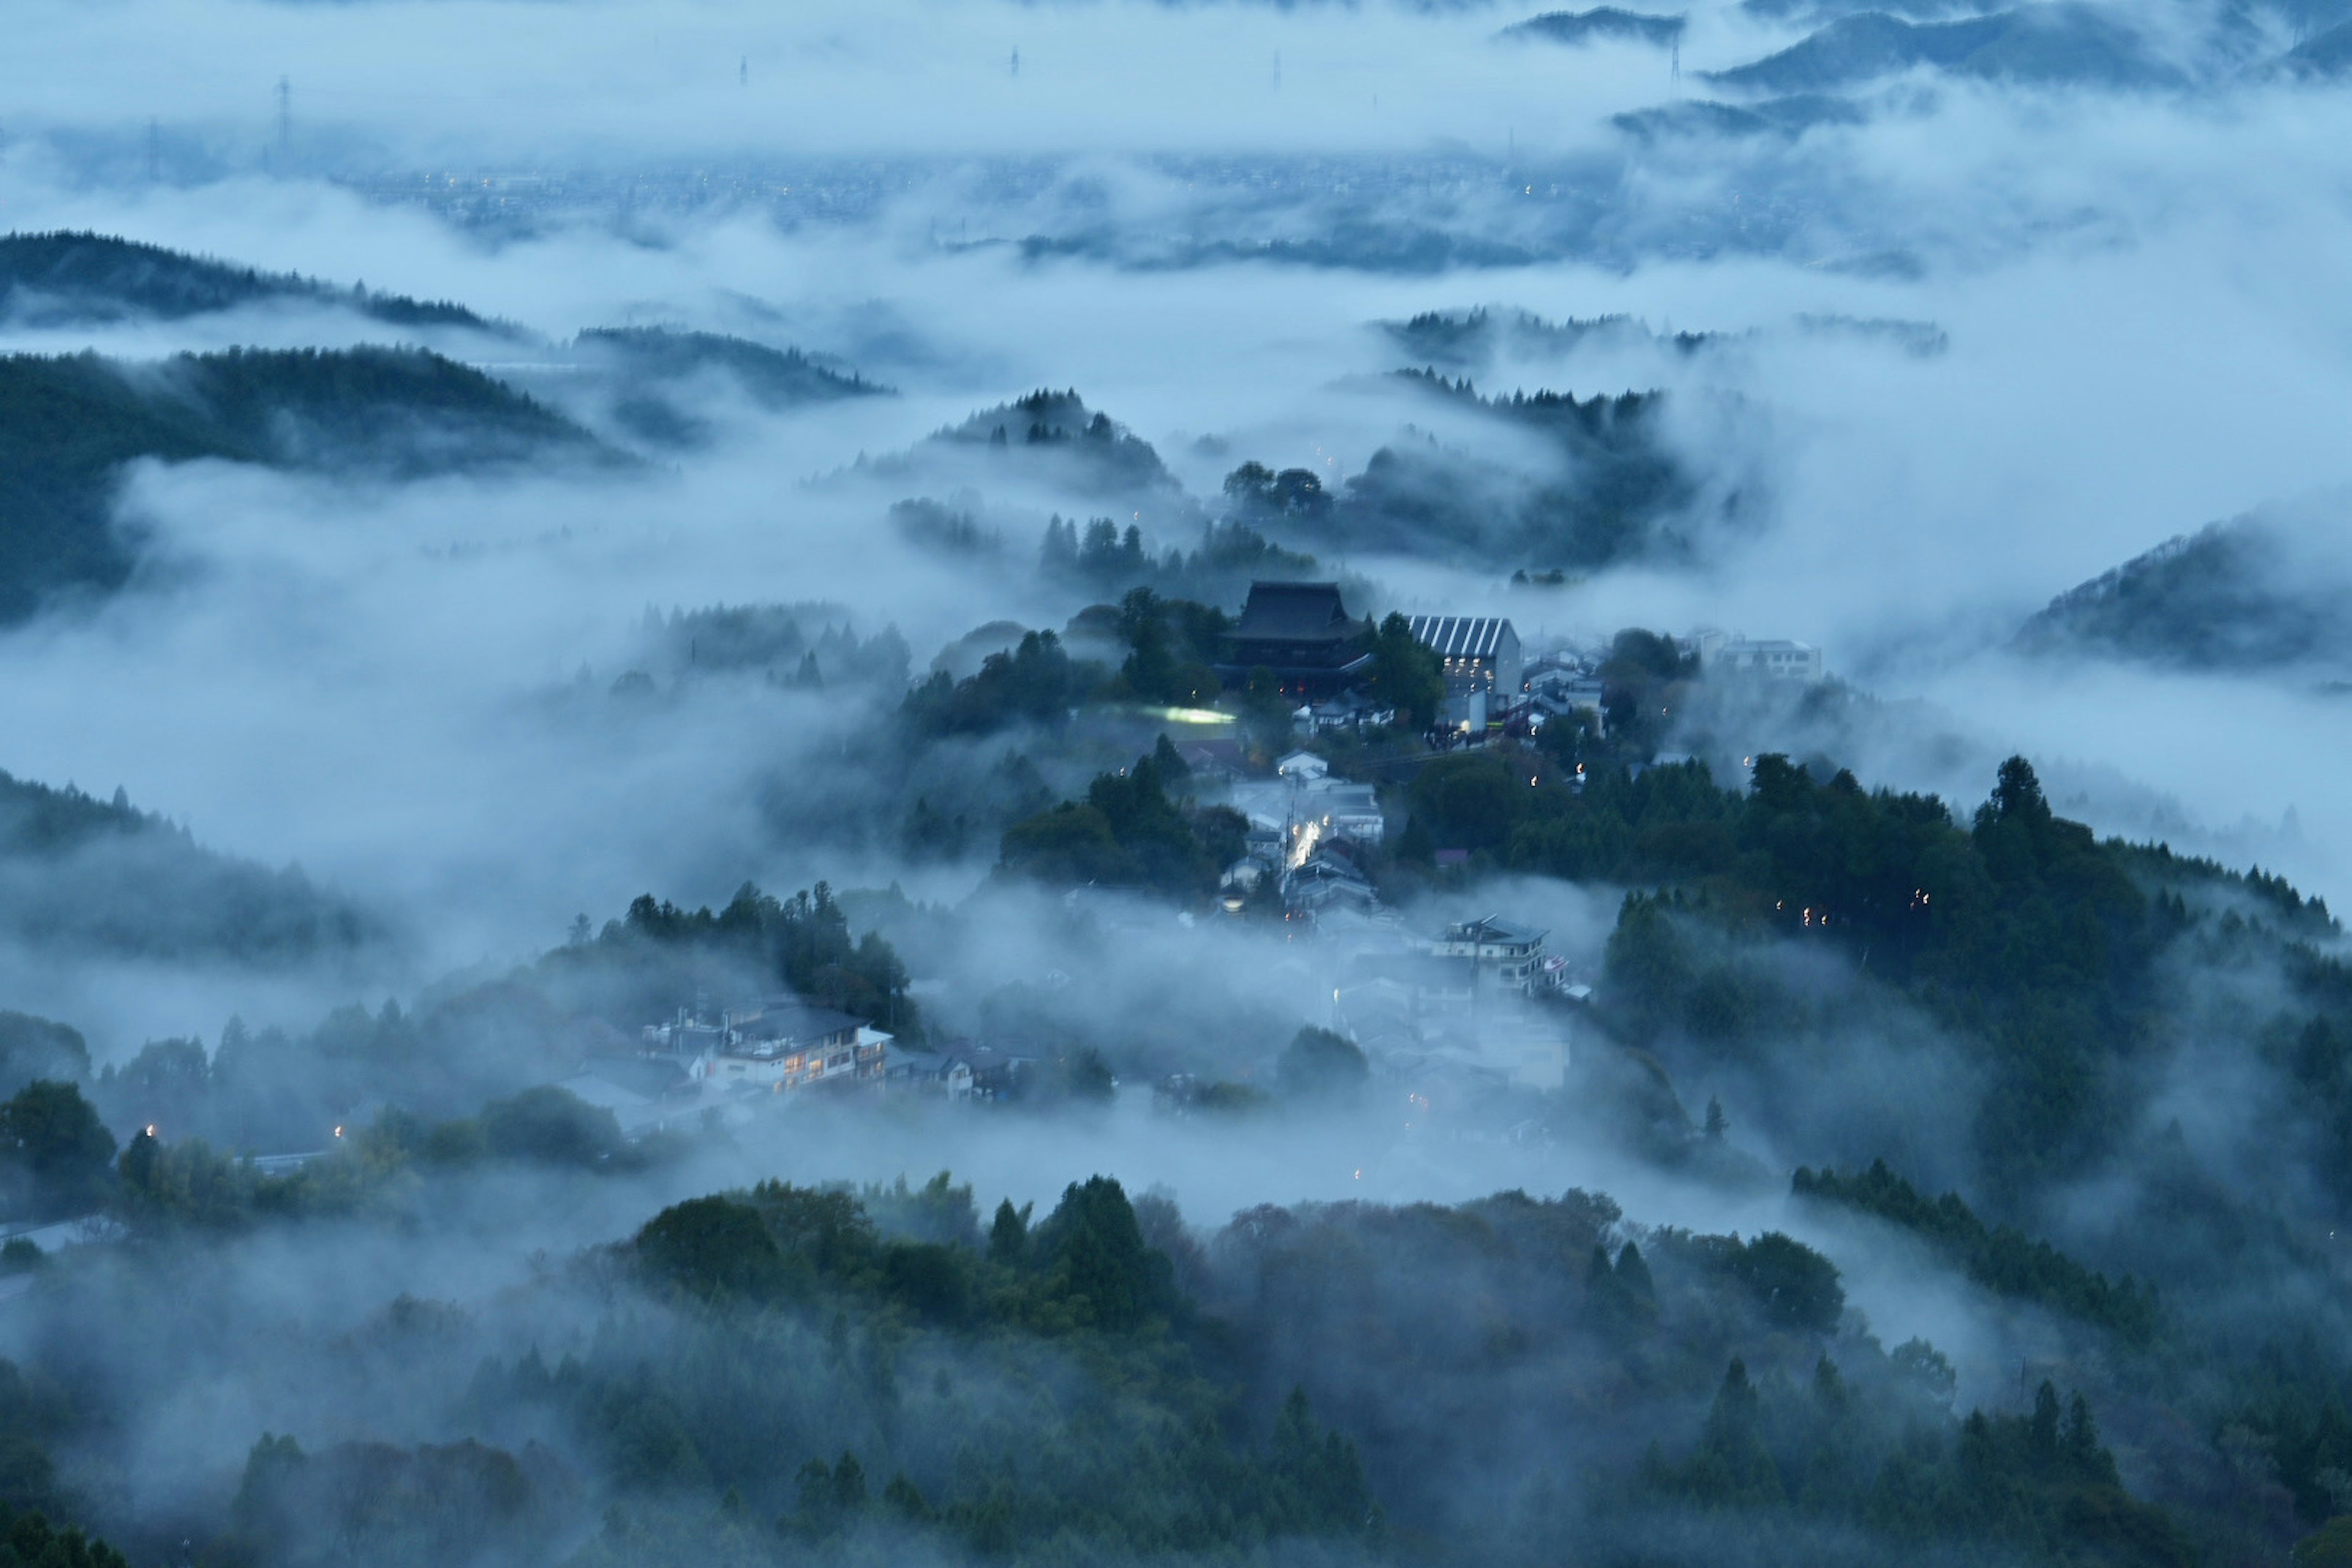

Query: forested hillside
left=0, top=768, right=378, bottom=967
left=0, top=231, right=499, bottom=331
left=0, top=347, right=611, bottom=619
left=2014, top=514, right=2352, bottom=676
left=1225, top=371, right=1718, bottom=571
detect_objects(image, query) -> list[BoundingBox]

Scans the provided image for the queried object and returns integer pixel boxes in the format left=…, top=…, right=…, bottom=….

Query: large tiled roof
left=1231, top=582, right=1359, bottom=642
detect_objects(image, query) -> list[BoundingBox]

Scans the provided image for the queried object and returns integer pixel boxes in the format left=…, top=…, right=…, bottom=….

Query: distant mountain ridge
left=1498, top=7, right=1687, bottom=47
left=0, top=230, right=508, bottom=333
left=1705, top=4, right=2185, bottom=92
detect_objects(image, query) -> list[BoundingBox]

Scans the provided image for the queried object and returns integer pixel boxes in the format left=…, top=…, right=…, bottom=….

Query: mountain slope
left=0, top=768, right=381, bottom=965
left=0, top=346, right=614, bottom=620
left=559, top=326, right=891, bottom=447
left=2013, top=513, right=2352, bottom=674
left=0, top=230, right=503, bottom=333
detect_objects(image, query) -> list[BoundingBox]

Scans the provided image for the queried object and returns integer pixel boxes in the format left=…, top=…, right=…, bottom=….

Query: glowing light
left=1137, top=704, right=1231, bottom=726
left=145, top=1124, right=156, bottom=1137
left=334, top=1125, right=344, bottom=1137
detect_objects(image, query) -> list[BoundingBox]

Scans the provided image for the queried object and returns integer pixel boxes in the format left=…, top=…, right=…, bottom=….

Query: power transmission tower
left=146, top=118, right=160, bottom=182
left=275, top=76, right=291, bottom=158
left=1010, top=47, right=1020, bottom=77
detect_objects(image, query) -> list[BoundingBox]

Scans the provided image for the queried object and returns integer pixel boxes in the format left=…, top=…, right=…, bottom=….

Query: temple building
left=1215, top=581, right=1373, bottom=699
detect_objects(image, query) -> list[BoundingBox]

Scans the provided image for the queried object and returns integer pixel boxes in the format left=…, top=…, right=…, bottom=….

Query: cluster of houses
left=561, top=900, right=1592, bottom=1140
left=1217, top=749, right=1387, bottom=918
left=1215, top=581, right=1823, bottom=745
left=538, top=589, right=1822, bottom=1139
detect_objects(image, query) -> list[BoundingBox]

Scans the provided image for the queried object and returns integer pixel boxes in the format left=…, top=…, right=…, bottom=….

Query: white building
left=1692, top=631, right=1825, bottom=682
left=1431, top=916, right=1551, bottom=996
left=1408, top=615, right=1524, bottom=729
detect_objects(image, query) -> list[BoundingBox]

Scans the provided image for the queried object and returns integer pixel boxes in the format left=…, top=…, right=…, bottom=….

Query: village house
left=881, top=1045, right=977, bottom=1100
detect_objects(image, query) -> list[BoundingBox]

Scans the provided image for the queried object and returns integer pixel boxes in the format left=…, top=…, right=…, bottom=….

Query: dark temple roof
left=1230, top=582, right=1362, bottom=644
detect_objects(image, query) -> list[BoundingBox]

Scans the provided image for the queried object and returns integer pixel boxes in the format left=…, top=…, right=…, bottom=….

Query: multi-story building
left=1407, top=616, right=1523, bottom=729
left=1431, top=916, right=1550, bottom=996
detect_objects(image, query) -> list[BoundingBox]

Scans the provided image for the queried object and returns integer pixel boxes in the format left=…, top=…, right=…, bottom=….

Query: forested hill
left=0, top=231, right=503, bottom=333
left=0, top=346, right=616, bottom=621
left=0, top=767, right=379, bottom=965
left=1243, top=369, right=1709, bottom=573
left=851, top=390, right=1189, bottom=520
left=2013, top=514, right=2352, bottom=676
left=552, top=326, right=891, bottom=448
left=573, top=327, right=888, bottom=408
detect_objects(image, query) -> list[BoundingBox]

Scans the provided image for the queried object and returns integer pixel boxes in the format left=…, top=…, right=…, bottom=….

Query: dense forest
left=0, top=1120, right=2217, bottom=1568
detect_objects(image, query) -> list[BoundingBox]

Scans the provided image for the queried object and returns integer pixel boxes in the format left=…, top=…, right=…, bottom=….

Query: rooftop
left=1408, top=614, right=1516, bottom=661
left=1443, top=915, right=1548, bottom=947
left=1229, top=582, right=1362, bottom=643
left=728, top=998, right=865, bottom=1044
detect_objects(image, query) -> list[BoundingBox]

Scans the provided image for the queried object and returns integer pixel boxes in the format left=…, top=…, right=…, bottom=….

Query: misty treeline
left=875, top=367, right=1729, bottom=592
left=567, top=327, right=889, bottom=451
left=0, top=231, right=493, bottom=333
left=0, top=1145, right=2196, bottom=1568
left=1383, top=307, right=1722, bottom=373
left=0, top=769, right=374, bottom=965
